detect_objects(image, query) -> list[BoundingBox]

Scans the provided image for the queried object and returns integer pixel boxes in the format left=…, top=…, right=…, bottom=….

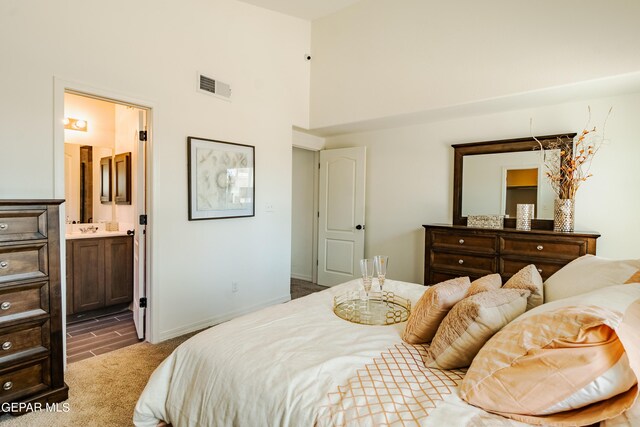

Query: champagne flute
left=374, top=255, right=388, bottom=291
left=360, top=258, right=374, bottom=302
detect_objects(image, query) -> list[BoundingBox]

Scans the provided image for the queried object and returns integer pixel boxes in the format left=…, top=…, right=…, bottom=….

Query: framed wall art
left=187, top=137, right=255, bottom=220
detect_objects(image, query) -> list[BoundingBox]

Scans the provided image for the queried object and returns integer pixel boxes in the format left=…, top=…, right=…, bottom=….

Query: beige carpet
left=0, top=333, right=194, bottom=427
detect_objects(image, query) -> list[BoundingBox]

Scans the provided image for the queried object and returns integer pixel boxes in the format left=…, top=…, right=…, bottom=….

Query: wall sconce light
left=64, top=117, right=88, bottom=132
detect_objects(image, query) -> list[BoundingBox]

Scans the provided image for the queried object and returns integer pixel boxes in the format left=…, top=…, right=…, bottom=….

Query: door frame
left=291, top=146, right=320, bottom=284
left=292, top=130, right=325, bottom=284
left=53, top=77, right=158, bottom=353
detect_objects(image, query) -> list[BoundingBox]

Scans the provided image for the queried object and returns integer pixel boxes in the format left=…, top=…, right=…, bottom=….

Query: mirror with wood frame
left=452, top=133, right=576, bottom=230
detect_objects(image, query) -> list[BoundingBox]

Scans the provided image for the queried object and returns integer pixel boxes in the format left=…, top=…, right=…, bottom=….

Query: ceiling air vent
left=197, top=73, right=231, bottom=101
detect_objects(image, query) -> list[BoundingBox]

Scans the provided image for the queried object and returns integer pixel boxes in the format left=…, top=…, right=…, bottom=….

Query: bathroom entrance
left=62, top=91, right=149, bottom=362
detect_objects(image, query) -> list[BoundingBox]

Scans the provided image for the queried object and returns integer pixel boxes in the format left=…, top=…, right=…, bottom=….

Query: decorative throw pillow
left=503, top=264, right=543, bottom=311
left=460, top=284, right=640, bottom=426
left=402, top=277, right=470, bottom=344
left=466, top=273, right=502, bottom=296
left=427, top=288, right=529, bottom=370
left=625, top=270, right=640, bottom=284
left=544, top=255, right=640, bottom=302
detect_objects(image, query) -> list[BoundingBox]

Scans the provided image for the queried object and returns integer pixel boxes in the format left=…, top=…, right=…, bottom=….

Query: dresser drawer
left=0, top=282, right=48, bottom=323
left=429, top=270, right=481, bottom=285
left=500, top=236, right=586, bottom=260
left=0, top=210, right=47, bottom=243
left=0, top=321, right=49, bottom=364
left=0, top=243, right=48, bottom=283
left=430, top=230, right=497, bottom=254
left=0, top=359, right=49, bottom=404
left=501, top=258, right=565, bottom=281
left=431, top=251, right=496, bottom=275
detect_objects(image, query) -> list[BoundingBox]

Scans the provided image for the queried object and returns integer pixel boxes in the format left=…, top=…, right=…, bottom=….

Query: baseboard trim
left=156, top=294, right=292, bottom=343
left=291, top=273, right=313, bottom=282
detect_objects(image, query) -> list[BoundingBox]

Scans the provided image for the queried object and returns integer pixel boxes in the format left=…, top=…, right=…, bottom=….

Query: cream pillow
left=544, top=255, right=640, bottom=302
left=402, top=277, right=470, bottom=344
left=504, top=264, right=543, bottom=311
left=427, top=288, right=529, bottom=370
left=460, top=284, right=640, bottom=426
left=466, top=273, right=502, bottom=296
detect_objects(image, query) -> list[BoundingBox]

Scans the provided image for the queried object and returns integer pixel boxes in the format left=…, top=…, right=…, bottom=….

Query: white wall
left=291, top=147, right=315, bottom=281
left=0, top=0, right=311, bottom=342
left=324, top=93, right=640, bottom=284
left=310, top=0, right=640, bottom=129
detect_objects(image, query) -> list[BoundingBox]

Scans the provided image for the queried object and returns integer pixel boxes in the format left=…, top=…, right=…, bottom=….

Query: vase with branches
left=534, top=107, right=611, bottom=231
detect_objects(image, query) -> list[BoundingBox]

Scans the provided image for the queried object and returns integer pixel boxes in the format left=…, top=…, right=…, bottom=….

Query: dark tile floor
left=66, top=310, right=142, bottom=364
left=66, top=280, right=327, bottom=364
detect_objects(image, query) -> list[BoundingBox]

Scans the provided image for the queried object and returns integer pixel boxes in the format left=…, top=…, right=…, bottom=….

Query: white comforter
left=132, top=279, right=638, bottom=427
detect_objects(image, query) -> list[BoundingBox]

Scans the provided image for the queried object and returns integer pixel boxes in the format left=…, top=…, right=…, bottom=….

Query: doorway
left=60, top=89, right=149, bottom=362
left=291, top=144, right=367, bottom=288
left=291, top=147, right=317, bottom=283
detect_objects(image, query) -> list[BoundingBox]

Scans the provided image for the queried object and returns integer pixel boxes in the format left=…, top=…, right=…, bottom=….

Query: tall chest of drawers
left=0, top=200, right=68, bottom=409
left=423, top=224, right=599, bottom=285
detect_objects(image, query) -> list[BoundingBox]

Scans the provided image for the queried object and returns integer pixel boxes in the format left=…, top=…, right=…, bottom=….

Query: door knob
left=355, top=225, right=364, bottom=230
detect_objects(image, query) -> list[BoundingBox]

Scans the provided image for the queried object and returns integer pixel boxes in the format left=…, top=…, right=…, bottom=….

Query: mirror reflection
left=64, top=143, right=114, bottom=223
left=461, top=150, right=559, bottom=220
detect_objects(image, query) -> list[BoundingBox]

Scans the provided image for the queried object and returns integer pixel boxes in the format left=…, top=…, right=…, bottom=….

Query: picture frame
left=187, top=136, right=255, bottom=220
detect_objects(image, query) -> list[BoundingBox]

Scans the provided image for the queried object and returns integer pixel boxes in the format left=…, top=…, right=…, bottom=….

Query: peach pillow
left=401, top=277, right=470, bottom=344
left=544, top=255, right=640, bottom=302
left=625, top=270, right=640, bottom=284
left=427, top=288, right=529, bottom=370
left=466, top=273, right=502, bottom=296
left=503, top=264, right=543, bottom=311
left=460, top=284, right=640, bottom=426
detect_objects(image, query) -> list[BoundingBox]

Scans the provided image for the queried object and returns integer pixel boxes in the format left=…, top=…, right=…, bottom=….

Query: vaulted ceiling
left=237, top=0, right=361, bottom=20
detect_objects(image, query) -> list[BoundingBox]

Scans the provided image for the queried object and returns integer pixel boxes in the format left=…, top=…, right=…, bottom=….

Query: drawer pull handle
left=458, top=259, right=464, bottom=265
left=459, top=239, right=465, bottom=244
left=537, top=268, right=543, bottom=274
left=0, top=223, right=7, bottom=231
left=1, top=302, right=11, bottom=310
left=0, top=261, right=7, bottom=269
left=536, top=245, right=544, bottom=251
left=1, top=342, right=11, bottom=351
left=3, top=381, right=12, bottom=391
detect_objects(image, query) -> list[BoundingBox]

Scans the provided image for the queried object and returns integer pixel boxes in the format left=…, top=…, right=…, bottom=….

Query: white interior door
left=133, top=110, right=147, bottom=339
left=317, top=147, right=366, bottom=286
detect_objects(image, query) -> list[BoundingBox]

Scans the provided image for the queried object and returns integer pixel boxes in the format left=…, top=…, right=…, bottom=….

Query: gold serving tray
left=333, top=291, right=411, bottom=325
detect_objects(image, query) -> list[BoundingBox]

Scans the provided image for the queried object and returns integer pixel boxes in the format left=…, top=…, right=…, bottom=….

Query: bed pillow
left=625, top=270, right=640, bottom=284
left=460, top=284, right=640, bottom=426
left=503, top=264, right=543, bottom=311
left=544, top=255, right=640, bottom=302
left=402, top=277, right=470, bottom=344
left=466, top=273, right=502, bottom=296
left=427, top=288, right=529, bottom=370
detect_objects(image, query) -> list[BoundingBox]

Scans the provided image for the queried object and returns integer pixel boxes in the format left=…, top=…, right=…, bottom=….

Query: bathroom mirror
left=64, top=143, right=115, bottom=223
left=100, top=156, right=112, bottom=203
left=452, top=133, right=575, bottom=230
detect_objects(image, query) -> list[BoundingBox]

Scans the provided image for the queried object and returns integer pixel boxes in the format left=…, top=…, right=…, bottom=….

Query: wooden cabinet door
left=72, top=239, right=105, bottom=313
left=104, top=237, right=133, bottom=306
left=65, top=240, right=74, bottom=315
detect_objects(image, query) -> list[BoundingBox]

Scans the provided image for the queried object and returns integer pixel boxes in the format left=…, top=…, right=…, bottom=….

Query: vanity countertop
left=66, top=230, right=130, bottom=240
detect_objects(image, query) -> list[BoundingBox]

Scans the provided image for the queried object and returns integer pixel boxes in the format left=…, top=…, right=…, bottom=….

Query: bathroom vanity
left=65, top=229, right=133, bottom=316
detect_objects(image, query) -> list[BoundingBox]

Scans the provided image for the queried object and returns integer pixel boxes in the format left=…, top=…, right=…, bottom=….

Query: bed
left=134, top=257, right=640, bottom=427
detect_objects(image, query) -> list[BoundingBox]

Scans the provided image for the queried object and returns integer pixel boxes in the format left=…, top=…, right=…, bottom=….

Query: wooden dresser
left=423, top=224, right=599, bottom=285
left=0, top=200, right=68, bottom=409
